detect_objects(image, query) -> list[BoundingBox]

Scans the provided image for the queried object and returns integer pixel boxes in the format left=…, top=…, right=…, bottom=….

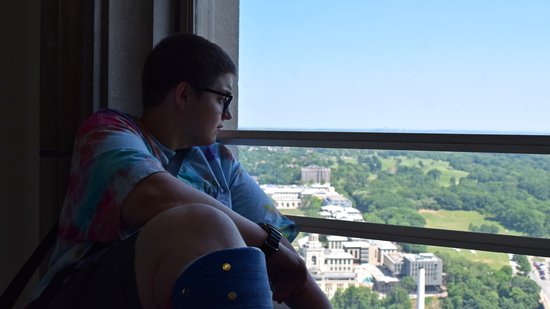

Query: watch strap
left=258, top=223, right=282, bottom=257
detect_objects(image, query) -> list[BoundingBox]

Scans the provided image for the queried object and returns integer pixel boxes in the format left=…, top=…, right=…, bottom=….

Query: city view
left=236, top=2, right=550, bottom=307
left=238, top=145, right=550, bottom=308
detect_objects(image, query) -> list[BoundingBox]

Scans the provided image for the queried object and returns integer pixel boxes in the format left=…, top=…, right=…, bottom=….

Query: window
left=204, top=0, right=550, bottom=306
left=239, top=1, right=550, bottom=135
left=214, top=1, right=550, bottom=251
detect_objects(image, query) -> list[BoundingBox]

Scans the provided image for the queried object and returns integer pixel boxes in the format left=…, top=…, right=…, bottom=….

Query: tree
left=373, top=207, right=426, bottom=227
left=437, top=251, right=541, bottom=309
left=468, top=223, right=499, bottom=234
left=384, top=287, right=412, bottom=308
left=331, top=286, right=383, bottom=309
left=399, top=243, right=428, bottom=254
left=301, top=195, right=323, bottom=218
left=434, top=191, right=463, bottom=210
left=399, top=276, right=417, bottom=293
left=427, top=169, right=442, bottom=181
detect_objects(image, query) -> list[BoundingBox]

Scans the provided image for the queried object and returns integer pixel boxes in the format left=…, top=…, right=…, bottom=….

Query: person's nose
left=222, top=109, right=232, bottom=120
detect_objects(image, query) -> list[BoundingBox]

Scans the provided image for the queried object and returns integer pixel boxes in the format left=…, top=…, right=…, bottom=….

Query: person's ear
left=174, top=81, right=191, bottom=110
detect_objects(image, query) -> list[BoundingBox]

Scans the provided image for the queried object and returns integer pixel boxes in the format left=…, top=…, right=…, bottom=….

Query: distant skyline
left=238, top=1, right=550, bottom=134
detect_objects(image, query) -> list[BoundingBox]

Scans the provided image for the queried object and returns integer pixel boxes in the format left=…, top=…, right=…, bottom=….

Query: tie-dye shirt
left=31, top=108, right=298, bottom=300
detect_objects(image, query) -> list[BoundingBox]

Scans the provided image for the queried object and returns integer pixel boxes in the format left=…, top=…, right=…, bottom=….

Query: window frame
left=218, top=130, right=550, bottom=258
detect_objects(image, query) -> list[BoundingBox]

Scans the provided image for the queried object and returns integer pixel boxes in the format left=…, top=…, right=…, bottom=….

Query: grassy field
left=379, top=156, right=469, bottom=187
left=279, top=208, right=305, bottom=216
left=419, top=209, right=522, bottom=236
left=428, top=246, right=510, bottom=270
left=419, top=209, right=520, bottom=269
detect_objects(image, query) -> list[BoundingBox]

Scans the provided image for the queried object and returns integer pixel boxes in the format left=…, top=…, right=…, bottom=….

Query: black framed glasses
left=201, top=88, right=233, bottom=114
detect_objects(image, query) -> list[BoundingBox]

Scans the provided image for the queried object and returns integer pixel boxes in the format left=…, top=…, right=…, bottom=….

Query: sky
left=238, top=1, right=550, bottom=134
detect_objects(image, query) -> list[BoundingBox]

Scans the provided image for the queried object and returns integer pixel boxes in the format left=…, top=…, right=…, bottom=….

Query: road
left=527, top=257, right=550, bottom=309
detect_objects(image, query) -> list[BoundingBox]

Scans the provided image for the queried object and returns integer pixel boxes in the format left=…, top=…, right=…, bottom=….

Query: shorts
left=30, top=233, right=143, bottom=309
left=170, top=247, right=272, bottom=308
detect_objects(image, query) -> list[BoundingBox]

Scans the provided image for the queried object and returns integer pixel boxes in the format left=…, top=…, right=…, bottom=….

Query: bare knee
left=139, top=204, right=244, bottom=251
left=135, top=204, right=245, bottom=308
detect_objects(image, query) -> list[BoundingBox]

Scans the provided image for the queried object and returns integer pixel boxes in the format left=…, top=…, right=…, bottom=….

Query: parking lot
left=528, top=257, right=550, bottom=309
left=534, top=261, right=547, bottom=281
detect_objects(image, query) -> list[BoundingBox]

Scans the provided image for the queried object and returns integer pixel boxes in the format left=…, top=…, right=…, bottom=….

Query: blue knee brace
left=169, top=247, right=273, bottom=308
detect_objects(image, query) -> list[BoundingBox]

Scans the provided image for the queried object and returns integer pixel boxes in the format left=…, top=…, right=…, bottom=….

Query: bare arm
left=121, top=171, right=269, bottom=247
left=122, top=171, right=325, bottom=305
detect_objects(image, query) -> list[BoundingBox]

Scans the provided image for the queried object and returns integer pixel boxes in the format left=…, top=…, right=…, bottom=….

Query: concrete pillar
left=195, top=0, right=240, bottom=130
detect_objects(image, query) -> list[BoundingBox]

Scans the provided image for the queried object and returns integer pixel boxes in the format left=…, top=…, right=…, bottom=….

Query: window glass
left=294, top=232, right=546, bottom=307
left=238, top=145, right=550, bottom=240
left=239, top=1, right=550, bottom=134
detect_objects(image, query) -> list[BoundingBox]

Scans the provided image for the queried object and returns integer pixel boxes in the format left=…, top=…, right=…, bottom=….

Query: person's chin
left=199, top=136, right=217, bottom=146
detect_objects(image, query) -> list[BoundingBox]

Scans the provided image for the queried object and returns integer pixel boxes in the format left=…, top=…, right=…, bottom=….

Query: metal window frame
left=218, top=129, right=550, bottom=257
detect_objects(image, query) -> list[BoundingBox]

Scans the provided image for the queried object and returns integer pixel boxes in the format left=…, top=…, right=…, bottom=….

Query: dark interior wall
left=0, top=0, right=40, bottom=303
left=0, top=1, right=187, bottom=304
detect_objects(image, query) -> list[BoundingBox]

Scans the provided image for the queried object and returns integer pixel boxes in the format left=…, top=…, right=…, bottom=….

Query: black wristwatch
left=258, top=223, right=282, bottom=257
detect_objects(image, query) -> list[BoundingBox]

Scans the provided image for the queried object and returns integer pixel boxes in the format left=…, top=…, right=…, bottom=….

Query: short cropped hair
left=142, top=33, right=236, bottom=108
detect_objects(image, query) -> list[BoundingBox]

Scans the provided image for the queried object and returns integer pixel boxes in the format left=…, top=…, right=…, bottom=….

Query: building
left=383, top=252, right=405, bottom=276
left=342, top=241, right=372, bottom=264
left=301, top=166, right=331, bottom=184
left=299, top=234, right=360, bottom=299
left=342, top=240, right=378, bottom=264
left=328, top=236, right=400, bottom=266
left=300, top=183, right=334, bottom=197
left=316, top=273, right=359, bottom=300
left=320, top=205, right=364, bottom=222
left=382, top=252, right=443, bottom=287
left=324, top=250, right=355, bottom=273
left=369, top=240, right=398, bottom=265
left=300, top=234, right=325, bottom=275
left=260, top=183, right=351, bottom=210
left=372, top=272, right=400, bottom=294
left=260, top=184, right=303, bottom=209
left=327, top=235, right=349, bottom=250
left=323, top=194, right=352, bottom=208
left=403, top=253, right=443, bottom=286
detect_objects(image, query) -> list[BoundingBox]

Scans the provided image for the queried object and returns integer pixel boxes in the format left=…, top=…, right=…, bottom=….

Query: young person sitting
left=27, top=33, right=331, bottom=308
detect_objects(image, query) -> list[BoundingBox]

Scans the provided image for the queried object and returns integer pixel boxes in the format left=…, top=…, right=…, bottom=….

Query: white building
left=342, top=241, right=373, bottom=264
left=324, top=249, right=354, bottom=272
left=381, top=252, right=443, bottom=287
left=383, top=252, right=405, bottom=276
left=299, top=234, right=361, bottom=299
left=260, top=184, right=303, bottom=209
left=403, top=253, right=443, bottom=286
left=328, top=236, right=400, bottom=266
left=260, top=183, right=342, bottom=210
left=300, top=234, right=325, bottom=275
left=372, top=272, right=400, bottom=294
left=320, top=205, right=364, bottom=222
left=324, top=193, right=352, bottom=208
left=327, top=235, right=348, bottom=250
left=369, top=240, right=398, bottom=265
